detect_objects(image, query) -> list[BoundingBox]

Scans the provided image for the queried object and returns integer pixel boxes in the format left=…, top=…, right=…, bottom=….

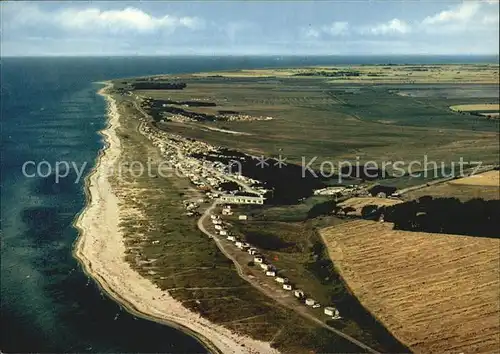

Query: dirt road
left=198, top=202, right=380, bottom=354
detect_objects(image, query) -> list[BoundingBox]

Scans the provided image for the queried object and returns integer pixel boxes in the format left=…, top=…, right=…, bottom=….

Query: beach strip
left=73, top=82, right=279, bottom=354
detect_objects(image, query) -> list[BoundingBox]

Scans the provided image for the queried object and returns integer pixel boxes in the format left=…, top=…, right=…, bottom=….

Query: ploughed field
left=117, top=65, right=499, bottom=170
left=320, top=219, right=500, bottom=354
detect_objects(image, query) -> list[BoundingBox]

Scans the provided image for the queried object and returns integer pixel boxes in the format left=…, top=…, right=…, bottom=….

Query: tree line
left=307, top=196, right=499, bottom=238
left=379, top=197, right=498, bottom=238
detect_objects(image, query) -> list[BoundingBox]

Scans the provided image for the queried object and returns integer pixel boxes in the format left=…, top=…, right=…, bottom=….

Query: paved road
left=198, top=202, right=380, bottom=354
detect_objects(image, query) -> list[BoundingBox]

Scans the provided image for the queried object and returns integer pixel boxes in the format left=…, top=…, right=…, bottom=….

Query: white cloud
left=360, top=19, right=411, bottom=35
left=303, top=21, right=349, bottom=38
left=420, top=1, right=499, bottom=33
left=422, top=2, right=480, bottom=25
left=62, top=7, right=204, bottom=33
left=3, top=4, right=203, bottom=34
left=304, top=27, right=320, bottom=38
left=322, top=21, right=349, bottom=36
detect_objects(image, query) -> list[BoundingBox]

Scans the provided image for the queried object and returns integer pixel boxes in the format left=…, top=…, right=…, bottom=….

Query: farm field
left=449, top=170, right=499, bottom=186
left=320, top=219, right=500, bottom=354
left=337, top=197, right=402, bottom=216
left=450, top=103, right=500, bottom=112
left=119, top=65, right=500, bottom=169
left=224, top=203, right=408, bottom=352
left=190, top=64, right=500, bottom=84
left=404, top=180, right=499, bottom=201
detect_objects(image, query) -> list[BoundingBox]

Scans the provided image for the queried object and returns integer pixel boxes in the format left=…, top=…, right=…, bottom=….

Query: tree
left=361, top=205, right=380, bottom=219
left=342, top=206, right=356, bottom=216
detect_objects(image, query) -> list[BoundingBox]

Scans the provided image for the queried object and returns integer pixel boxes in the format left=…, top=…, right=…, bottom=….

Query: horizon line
left=2, top=54, right=499, bottom=58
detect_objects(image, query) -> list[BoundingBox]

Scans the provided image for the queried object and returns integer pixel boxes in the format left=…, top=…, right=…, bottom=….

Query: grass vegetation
left=188, top=64, right=499, bottom=84
left=109, top=63, right=499, bottom=353
left=225, top=201, right=408, bottom=352
left=404, top=180, right=499, bottom=201
left=110, top=97, right=370, bottom=353
left=116, top=66, right=499, bottom=171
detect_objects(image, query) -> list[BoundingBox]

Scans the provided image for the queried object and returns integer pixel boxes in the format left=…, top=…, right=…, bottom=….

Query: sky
left=1, top=1, right=499, bottom=56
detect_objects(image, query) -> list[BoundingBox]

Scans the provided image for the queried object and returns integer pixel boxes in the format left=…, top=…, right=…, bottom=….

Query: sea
left=1, top=55, right=497, bottom=353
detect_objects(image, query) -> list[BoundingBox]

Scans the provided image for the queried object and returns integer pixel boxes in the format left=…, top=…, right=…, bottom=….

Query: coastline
left=72, top=82, right=279, bottom=354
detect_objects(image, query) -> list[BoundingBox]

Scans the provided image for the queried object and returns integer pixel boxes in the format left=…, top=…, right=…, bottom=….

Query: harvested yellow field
left=450, top=170, right=499, bottom=187
left=404, top=182, right=499, bottom=202
left=320, top=220, right=500, bottom=354
left=338, top=197, right=402, bottom=216
left=450, top=103, right=500, bottom=112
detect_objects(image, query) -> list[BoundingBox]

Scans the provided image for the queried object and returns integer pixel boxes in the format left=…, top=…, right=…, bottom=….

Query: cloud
left=59, top=7, right=203, bottom=32
left=3, top=3, right=203, bottom=35
left=304, top=27, right=320, bottom=38
left=360, top=19, right=411, bottom=35
left=422, top=1, right=480, bottom=25
left=322, top=21, right=349, bottom=36
left=303, top=21, right=349, bottom=38
left=420, top=1, right=499, bottom=33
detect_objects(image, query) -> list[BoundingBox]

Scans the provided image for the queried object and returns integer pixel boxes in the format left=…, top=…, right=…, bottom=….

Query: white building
left=254, top=256, right=264, bottom=263
left=324, top=307, right=337, bottom=316
left=283, top=284, right=293, bottom=291
left=324, top=307, right=341, bottom=319
left=219, top=195, right=265, bottom=205
left=275, top=276, right=288, bottom=284
left=294, top=290, right=305, bottom=299
left=238, top=215, right=248, bottom=220
left=260, top=263, right=271, bottom=271
left=214, top=224, right=222, bottom=230
left=305, top=298, right=315, bottom=306
left=227, top=235, right=236, bottom=241
left=265, top=270, right=276, bottom=277
left=219, top=230, right=227, bottom=236
left=248, top=248, right=258, bottom=255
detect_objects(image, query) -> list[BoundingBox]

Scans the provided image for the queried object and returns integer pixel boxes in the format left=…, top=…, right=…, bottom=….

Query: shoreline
left=72, top=82, right=278, bottom=354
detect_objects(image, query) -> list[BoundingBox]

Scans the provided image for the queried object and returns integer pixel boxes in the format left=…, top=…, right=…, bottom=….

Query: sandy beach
left=73, top=83, right=279, bottom=354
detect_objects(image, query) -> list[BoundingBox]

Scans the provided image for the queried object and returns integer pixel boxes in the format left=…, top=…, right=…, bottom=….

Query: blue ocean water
left=0, top=55, right=497, bottom=353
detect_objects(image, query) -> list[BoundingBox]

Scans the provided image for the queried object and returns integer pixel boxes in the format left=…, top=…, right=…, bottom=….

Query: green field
left=116, top=69, right=499, bottom=170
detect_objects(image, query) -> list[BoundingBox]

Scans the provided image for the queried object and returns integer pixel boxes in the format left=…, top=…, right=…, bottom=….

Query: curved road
left=132, top=96, right=379, bottom=353
left=198, top=202, right=380, bottom=354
